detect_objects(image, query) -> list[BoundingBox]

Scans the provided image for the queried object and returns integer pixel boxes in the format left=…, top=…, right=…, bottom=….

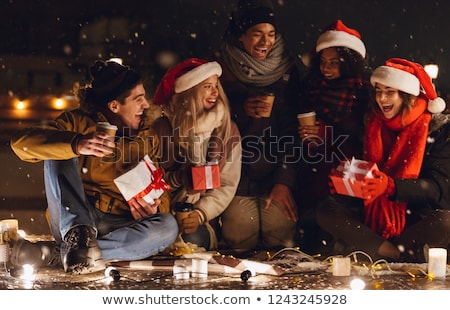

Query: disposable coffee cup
left=297, top=111, right=316, bottom=126
left=96, top=122, right=118, bottom=139
left=257, top=93, right=275, bottom=118
left=174, top=202, right=194, bottom=226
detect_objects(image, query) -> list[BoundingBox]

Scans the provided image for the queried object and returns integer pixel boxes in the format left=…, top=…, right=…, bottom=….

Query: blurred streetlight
left=424, top=63, right=439, bottom=80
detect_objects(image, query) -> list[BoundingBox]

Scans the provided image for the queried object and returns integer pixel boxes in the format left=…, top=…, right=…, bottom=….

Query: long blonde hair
left=165, top=80, right=231, bottom=143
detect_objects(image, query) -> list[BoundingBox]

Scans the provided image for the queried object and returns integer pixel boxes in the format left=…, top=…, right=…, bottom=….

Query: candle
left=173, top=260, right=190, bottom=280
left=0, top=219, right=19, bottom=241
left=332, top=256, right=351, bottom=276
left=428, top=248, right=447, bottom=279
left=191, top=259, right=208, bottom=278
left=0, top=244, right=8, bottom=263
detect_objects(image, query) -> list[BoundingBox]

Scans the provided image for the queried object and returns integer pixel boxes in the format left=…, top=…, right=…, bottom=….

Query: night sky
left=1, top=0, right=450, bottom=93
left=0, top=0, right=449, bottom=219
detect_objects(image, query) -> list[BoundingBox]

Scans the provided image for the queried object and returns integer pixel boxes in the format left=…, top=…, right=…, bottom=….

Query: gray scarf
left=221, top=34, right=294, bottom=87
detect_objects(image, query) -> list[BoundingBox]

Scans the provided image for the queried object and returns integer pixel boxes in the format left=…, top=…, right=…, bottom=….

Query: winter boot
left=62, top=225, right=104, bottom=274
left=10, top=239, right=62, bottom=268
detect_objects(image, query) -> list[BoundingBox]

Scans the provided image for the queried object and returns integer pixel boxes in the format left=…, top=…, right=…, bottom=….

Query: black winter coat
left=395, top=113, right=450, bottom=209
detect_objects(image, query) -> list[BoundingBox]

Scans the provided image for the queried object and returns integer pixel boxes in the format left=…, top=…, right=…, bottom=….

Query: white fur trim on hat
left=316, top=30, right=366, bottom=58
left=370, top=66, right=420, bottom=96
left=428, top=97, right=446, bottom=114
left=174, top=61, right=222, bottom=93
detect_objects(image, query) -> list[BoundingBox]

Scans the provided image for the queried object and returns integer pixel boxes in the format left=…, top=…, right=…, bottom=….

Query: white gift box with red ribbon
left=191, top=164, right=221, bottom=190
left=114, top=155, right=170, bottom=204
left=330, top=157, right=378, bottom=199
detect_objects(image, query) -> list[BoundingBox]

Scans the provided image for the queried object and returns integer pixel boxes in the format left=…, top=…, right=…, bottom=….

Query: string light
left=105, top=267, right=121, bottom=282
left=240, top=268, right=256, bottom=282
left=350, top=278, right=366, bottom=290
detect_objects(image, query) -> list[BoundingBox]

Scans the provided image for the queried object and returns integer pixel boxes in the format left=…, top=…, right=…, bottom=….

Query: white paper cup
left=297, top=111, right=316, bottom=126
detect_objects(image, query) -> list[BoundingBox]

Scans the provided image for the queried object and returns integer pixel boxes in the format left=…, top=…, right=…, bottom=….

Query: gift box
left=329, top=157, right=378, bottom=199
left=114, top=155, right=170, bottom=204
left=191, top=164, right=220, bottom=190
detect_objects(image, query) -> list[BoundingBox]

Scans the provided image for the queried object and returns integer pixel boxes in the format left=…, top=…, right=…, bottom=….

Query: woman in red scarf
left=316, top=58, right=450, bottom=262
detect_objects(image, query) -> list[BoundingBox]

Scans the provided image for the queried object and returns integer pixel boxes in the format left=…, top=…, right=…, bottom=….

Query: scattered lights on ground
left=350, top=278, right=366, bottom=290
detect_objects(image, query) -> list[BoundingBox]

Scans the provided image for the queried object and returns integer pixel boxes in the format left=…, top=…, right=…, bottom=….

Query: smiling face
left=109, top=83, right=149, bottom=129
left=319, top=47, right=341, bottom=80
left=239, top=23, right=276, bottom=59
left=374, top=83, right=403, bottom=119
left=199, top=75, right=219, bottom=110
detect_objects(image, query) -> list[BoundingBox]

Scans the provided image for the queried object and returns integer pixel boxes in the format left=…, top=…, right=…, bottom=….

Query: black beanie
left=228, top=0, right=277, bottom=38
left=89, top=60, right=142, bottom=105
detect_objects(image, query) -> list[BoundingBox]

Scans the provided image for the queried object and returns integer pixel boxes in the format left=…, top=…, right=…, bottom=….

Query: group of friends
left=8, top=0, right=450, bottom=274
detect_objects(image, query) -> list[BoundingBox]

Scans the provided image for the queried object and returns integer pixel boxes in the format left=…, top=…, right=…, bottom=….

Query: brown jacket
left=10, top=108, right=170, bottom=215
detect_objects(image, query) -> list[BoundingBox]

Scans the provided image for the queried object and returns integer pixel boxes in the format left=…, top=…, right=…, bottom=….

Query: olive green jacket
left=10, top=108, right=170, bottom=215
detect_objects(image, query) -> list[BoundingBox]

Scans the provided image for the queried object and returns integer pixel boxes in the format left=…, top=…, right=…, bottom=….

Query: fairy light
left=350, top=278, right=365, bottom=290
left=105, top=267, right=121, bottom=282
left=240, top=268, right=256, bottom=282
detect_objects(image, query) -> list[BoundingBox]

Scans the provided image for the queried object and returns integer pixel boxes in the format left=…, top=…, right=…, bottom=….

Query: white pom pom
left=428, top=97, right=446, bottom=114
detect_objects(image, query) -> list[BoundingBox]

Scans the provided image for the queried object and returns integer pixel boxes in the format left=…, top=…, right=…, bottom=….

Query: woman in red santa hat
left=296, top=19, right=372, bottom=254
left=151, top=58, right=242, bottom=252
left=317, top=58, right=450, bottom=262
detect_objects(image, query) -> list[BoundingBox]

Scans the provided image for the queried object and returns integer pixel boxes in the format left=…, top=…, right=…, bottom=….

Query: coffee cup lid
left=297, top=111, right=316, bottom=118
left=97, top=122, right=118, bottom=130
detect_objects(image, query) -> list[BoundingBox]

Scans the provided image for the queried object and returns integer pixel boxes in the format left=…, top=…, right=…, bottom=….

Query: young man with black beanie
left=10, top=60, right=178, bottom=274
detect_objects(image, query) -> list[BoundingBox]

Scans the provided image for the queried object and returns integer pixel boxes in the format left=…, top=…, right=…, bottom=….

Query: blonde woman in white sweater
left=151, top=58, right=242, bottom=251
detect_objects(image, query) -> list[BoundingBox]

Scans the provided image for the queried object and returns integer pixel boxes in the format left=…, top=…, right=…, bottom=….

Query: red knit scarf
left=363, top=96, right=431, bottom=238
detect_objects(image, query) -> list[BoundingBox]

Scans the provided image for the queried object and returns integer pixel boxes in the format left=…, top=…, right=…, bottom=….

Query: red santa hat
left=315, top=19, right=366, bottom=58
left=370, top=58, right=446, bottom=113
left=153, top=58, right=222, bottom=106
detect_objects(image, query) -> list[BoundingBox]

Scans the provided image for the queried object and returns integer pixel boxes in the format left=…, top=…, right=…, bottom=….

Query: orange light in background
left=16, top=99, right=27, bottom=110
left=53, top=97, right=65, bottom=109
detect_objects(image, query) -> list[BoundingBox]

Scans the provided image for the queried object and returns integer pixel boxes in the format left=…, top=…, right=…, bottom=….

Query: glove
left=362, top=170, right=392, bottom=202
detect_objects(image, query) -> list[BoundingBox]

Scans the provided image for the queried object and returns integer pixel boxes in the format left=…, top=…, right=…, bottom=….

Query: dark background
left=1, top=0, right=449, bottom=94
left=0, top=0, right=449, bottom=230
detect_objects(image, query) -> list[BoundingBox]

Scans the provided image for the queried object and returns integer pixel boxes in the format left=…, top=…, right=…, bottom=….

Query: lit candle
left=428, top=248, right=447, bottom=279
left=191, top=259, right=208, bottom=278
left=173, top=260, right=190, bottom=280
left=332, top=256, right=351, bottom=276
left=0, top=244, right=8, bottom=263
left=0, top=219, right=19, bottom=241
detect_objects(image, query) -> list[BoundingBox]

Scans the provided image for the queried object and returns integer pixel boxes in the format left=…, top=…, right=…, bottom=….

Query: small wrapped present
left=191, top=164, right=220, bottom=190
left=329, top=157, right=378, bottom=199
left=114, top=155, right=170, bottom=204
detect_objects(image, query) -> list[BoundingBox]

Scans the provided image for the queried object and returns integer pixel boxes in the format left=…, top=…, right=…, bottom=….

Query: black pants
left=317, top=195, right=450, bottom=262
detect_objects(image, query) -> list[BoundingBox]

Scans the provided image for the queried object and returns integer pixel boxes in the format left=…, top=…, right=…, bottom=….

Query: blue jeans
left=44, top=158, right=178, bottom=261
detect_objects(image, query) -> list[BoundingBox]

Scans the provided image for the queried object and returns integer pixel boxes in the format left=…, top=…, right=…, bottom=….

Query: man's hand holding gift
left=128, top=197, right=161, bottom=220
